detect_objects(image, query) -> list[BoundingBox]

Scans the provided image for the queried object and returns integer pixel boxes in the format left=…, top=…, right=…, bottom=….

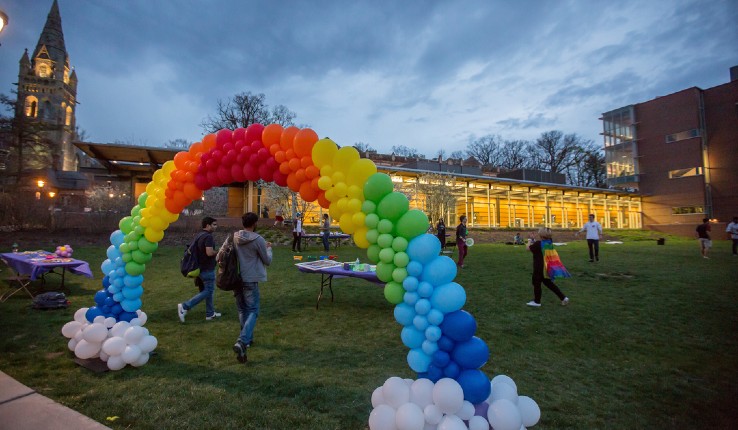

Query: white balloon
left=422, top=424, right=436, bottom=430
left=61, top=321, right=82, bottom=338
left=423, top=404, right=443, bottom=425
left=517, top=396, right=541, bottom=427
left=107, top=355, right=126, bottom=371
left=67, top=338, right=78, bottom=352
left=432, top=378, right=464, bottom=415
left=409, top=379, right=434, bottom=409
left=490, top=380, right=518, bottom=404
left=73, top=330, right=85, bottom=342
left=131, top=352, right=150, bottom=367
left=138, top=335, right=158, bottom=354
left=136, top=310, right=148, bottom=326
left=121, top=345, right=142, bottom=364
left=93, top=315, right=105, bottom=324
left=487, top=399, right=522, bottom=430
left=383, top=377, right=411, bottom=409
left=74, top=339, right=101, bottom=359
left=395, top=403, right=424, bottom=430
left=437, top=415, right=466, bottom=430
left=110, top=321, right=131, bottom=337
left=491, top=374, right=517, bottom=391
left=369, top=404, right=397, bottom=430
left=124, top=326, right=145, bottom=345
left=82, top=323, right=109, bottom=343
left=468, top=416, right=490, bottom=430
left=456, top=401, right=475, bottom=421
left=74, top=308, right=89, bottom=323
left=104, top=317, right=117, bottom=328
left=129, top=318, right=141, bottom=326
left=102, top=336, right=126, bottom=356
left=99, top=351, right=109, bottom=362
left=372, top=386, right=386, bottom=408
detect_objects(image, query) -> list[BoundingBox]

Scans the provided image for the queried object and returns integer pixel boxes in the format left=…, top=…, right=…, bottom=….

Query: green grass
left=1, top=238, right=737, bottom=429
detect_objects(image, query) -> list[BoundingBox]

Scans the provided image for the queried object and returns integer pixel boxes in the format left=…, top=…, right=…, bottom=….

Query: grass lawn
left=1, top=235, right=737, bottom=429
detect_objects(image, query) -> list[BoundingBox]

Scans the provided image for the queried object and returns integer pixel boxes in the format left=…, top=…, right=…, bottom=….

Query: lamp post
left=36, top=179, right=45, bottom=200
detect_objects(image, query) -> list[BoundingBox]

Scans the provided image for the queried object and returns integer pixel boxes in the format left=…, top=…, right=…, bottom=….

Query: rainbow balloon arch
left=60, top=124, right=540, bottom=430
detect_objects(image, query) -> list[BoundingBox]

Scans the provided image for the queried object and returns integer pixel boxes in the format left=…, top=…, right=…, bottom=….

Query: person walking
left=696, top=218, right=712, bottom=259
left=321, top=214, right=331, bottom=252
left=726, top=216, right=738, bottom=257
left=274, top=208, right=284, bottom=226
left=456, top=215, right=468, bottom=268
left=526, top=227, right=570, bottom=307
left=436, top=218, right=446, bottom=249
left=178, top=217, right=221, bottom=322
left=577, top=214, right=603, bottom=262
left=261, top=206, right=269, bottom=219
left=223, top=212, right=272, bottom=363
left=292, top=212, right=303, bottom=252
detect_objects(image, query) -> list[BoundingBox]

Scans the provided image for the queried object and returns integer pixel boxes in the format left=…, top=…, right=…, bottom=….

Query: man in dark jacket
left=178, top=217, right=220, bottom=322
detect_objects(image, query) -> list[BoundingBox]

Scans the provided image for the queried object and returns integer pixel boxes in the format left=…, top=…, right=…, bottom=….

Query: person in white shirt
left=291, top=213, right=303, bottom=252
left=726, top=216, right=738, bottom=256
left=576, top=214, right=603, bottom=262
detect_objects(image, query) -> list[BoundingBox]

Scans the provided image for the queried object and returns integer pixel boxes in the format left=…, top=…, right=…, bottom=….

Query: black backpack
left=181, top=232, right=207, bottom=278
left=216, top=234, right=241, bottom=291
left=32, top=292, right=69, bottom=310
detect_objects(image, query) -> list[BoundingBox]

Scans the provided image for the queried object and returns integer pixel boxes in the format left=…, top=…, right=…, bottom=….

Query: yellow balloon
left=353, top=226, right=369, bottom=249
left=312, top=138, right=338, bottom=169
left=144, top=227, right=164, bottom=243
left=139, top=215, right=150, bottom=227
left=331, top=171, right=346, bottom=185
left=339, top=213, right=356, bottom=234
left=162, top=160, right=176, bottom=176
left=332, top=146, right=360, bottom=173
left=320, top=165, right=334, bottom=178
left=337, top=197, right=349, bottom=213
left=329, top=203, right=343, bottom=222
left=333, top=181, right=348, bottom=199
left=347, top=198, right=363, bottom=213
left=151, top=172, right=164, bottom=186
left=318, top=176, right=333, bottom=191
left=347, top=185, right=363, bottom=200
left=352, top=211, right=366, bottom=228
left=325, top=187, right=337, bottom=202
left=161, top=209, right=179, bottom=223
left=348, top=158, right=378, bottom=187
left=150, top=215, right=167, bottom=231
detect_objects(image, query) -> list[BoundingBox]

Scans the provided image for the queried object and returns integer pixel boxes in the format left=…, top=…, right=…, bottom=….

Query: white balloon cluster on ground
left=61, top=308, right=157, bottom=371
left=369, top=375, right=540, bottom=430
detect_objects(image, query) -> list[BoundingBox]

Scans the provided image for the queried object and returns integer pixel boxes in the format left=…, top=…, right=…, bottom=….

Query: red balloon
left=164, top=188, right=174, bottom=199
left=317, top=191, right=330, bottom=209
left=234, top=139, right=245, bottom=153
left=231, top=164, right=246, bottom=182
left=236, top=152, right=248, bottom=165
left=211, top=149, right=224, bottom=162
left=232, top=127, right=247, bottom=143
left=217, top=165, right=232, bottom=184
left=250, top=140, right=263, bottom=152
left=194, top=173, right=210, bottom=190
left=205, top=158, right=218, bottom=172
left=200, top=152, right=211, bottom=164
left=258, top=163, right=273, bottom=182
left=224, top=149, right=238, bottom=165
left=257, top=148, right=269, bottom=162
left=266, top=157, right=278, bottom=170
left=207, top=170, right=221, bottom=187
left=249, top=153, right=259, bottom=165
left=245, top=123, right=265, bottom=144
left=244, top=164, right=259, bottom=182
left=216, top=129, right=232, bottom=147
left=222, top=142, right=235, bottom=154
left=272, top=170, right=288, bottom=187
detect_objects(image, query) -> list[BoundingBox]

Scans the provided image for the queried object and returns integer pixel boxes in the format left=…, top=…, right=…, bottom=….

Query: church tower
left=15, top=0, right=78, bottom=172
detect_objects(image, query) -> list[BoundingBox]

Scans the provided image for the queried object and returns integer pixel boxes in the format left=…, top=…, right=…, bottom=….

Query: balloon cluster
left=61, top=308, right=157, bottom=371
left=55, top=244, right=73, bottom=257
left=369, top=375, right=540, bottom=430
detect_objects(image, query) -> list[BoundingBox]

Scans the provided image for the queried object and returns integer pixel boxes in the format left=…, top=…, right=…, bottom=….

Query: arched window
left=65, top=106, right=73, bottom=126
left=42, top=100, right=53, bottom=120
left=25, top=96, right=39, bottom=117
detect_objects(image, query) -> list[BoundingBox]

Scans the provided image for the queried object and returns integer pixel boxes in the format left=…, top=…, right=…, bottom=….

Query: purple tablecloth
left=1, top=251, right=94, bottom=281
left=297, top=264, right=383, bottom=284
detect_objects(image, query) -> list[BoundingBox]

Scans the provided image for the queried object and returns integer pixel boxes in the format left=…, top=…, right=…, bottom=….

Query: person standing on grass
left=696, top=218, right=712, bottom=259
left=456, top=215, right=468, bottom=268
left=292, top=212, right=303, bottom=252
left=726, top=216, right=738, bottom=257
left=321, top=213, right=331, bottom=252
left=178, top=217, right=221, bottom=322
left=436, top=218, right=446, bottom=249
left=576, top=214, right=603, bottom=262
left=526, top=227, right=570, bottom=307
left=223, top=212, right=272, bottom=364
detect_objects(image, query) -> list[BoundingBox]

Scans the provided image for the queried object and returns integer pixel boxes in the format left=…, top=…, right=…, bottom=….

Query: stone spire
left=32, top=0, right=68, bottom=80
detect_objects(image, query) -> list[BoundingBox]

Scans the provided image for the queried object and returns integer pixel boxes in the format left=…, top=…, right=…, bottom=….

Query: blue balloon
left=413, top=314, right=429, bottom=331
left=403, top=291, right=419, bottom=306
left=394, top=303, right=416, bottom=326
left=427, top=309, right=444, bottom=326
left=407, top=234, right=441, bottom=265
left=451, top=336, right=490, bottom=369
left=406, top=261, right=423, bottom=277
left=123, top=274, right=144, bottom=288
left=110, top=230, right=125, bottom=247
left=440, top=310, right=477, bottom=342
left=101, top=305, right=111, bottom=314
left=85, top=306, right=103, bottom=322
left=401, top=326, right=425, bottom=349
left=402, top=276, right=419, bottom=292
left=438, top=335, right=455, bottom=352
left=113, top=292, right=124, bottom=302
left=432, top=350, right=451, bottom=368
left=421, top=256, right=457, bottom=286
left=110, top=303, right=123, bottom=315
left=122, top=285, right=144, bottom=300
left=430, top=282, right=466, bottom=313
left=421, top=339, right=438, bottom=355
left=118, top=311, right=138, bottom=322
left=457, top=369, right=491, bottom=404
left=103, top=297, right=116, bottom=307
left=121, top=298, right=142, bottom=312
left=112, top=277, right=125, bottom=288
left=102, top=276, right=111, bottom=288
left=94, top=290, right=108, bottom=306
left=415, top=298, right=431, bottom=315
left=425, top=365, right=443, bottom=382
left=107, top=284, right=120, bottom=294
left=417, top=281, right=434, bottom=298
left=101, top=259, right=114, bottom=275
left=443, top=361, right=460, bottom=378
left=115, top=267, right=126, bottom=277
left=407, top=348, right=432, bottom=373
left=425, top=325, right=442, bottom=342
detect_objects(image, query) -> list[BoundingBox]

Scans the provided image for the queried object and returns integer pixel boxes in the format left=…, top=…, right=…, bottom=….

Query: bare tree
left=529, top=130, right=587, bottom=175
left=567, top=145, right=606, bottom=187
left=166, top=138, right=191, bottom=149
left=466, top=135, right=502, bottom=167
left=416, top=173, right=457, bottom=224
left=449, top=150, right=464, bottom=160
left=498, top=139, right=532, bottom=170
left=353, top=142, right=375, bottom=153
left=200, top=91, right=296, bottom=133
left=392, top=145, right=421, bottom=158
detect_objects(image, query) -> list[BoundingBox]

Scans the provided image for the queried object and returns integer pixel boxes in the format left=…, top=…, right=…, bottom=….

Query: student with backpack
left=177, top=217, right=221, bottom=322
left=219, top=212, right=272, bottom=364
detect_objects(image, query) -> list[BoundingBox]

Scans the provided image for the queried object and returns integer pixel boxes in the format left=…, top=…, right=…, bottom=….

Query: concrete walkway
left=0, top=371, right=111, bottom=430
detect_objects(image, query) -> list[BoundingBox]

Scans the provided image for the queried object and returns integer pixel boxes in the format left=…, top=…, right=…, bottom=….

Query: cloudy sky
left=1, top=0, right=736, bottom=156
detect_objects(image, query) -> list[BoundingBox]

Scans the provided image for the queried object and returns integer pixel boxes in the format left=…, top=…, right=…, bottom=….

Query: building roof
left=74, top=141, right=178, bottom=173
left=33, top=0, right=67, bottom=68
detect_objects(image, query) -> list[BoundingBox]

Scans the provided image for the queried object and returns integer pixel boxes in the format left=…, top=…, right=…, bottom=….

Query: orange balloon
left=262, top=124, right=284, bottom=148
left=305, top=165, right=319, bottom=179
left=299, top=181, right=319, bottom=202
left=317, top=191, right=330, bottom=209
left=174, top=169, right=188, bottom=182
left=288, top=158, right=301, bottom=172
left=269, top=143, right=281, bottom=156
left=285, top=149, right=296, bottom=160
left=286, top=173, right=300, bottom=192
left=293, top=128, right=319, bottom=158
left=183, top=182, right=202, bottom=200
left=279, top=162, right=291, bottom=175
left=295, top=168, right=307, bottom=184
left=311, top=176, right=320, bottom=190
left=280, top=126, right=299, bottom=151
left=202, top=134, right=217, bottom=151
left=189, top=141, right=204, bottom=155
left=300, top=156, right=312, bottom=169
left=275, top=151, right=287, bottom=163
left=165, top=199, right=181, bottom=214
left=173, top=151, right=190, bottom=169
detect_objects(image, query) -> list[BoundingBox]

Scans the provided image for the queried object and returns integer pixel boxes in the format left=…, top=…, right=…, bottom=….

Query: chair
left=1, top=274, right=34, bottom=302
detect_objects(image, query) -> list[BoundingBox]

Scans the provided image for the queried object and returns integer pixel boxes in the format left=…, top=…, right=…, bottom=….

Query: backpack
left=32, top=292, right=69, bottom=310
left=216, top=234, right=241, bottom=291
left=181, top=232, right=207, bottom=278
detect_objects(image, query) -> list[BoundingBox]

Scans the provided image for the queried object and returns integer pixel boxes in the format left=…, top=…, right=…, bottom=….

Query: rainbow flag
left=542, top=239, right=571, bottom=280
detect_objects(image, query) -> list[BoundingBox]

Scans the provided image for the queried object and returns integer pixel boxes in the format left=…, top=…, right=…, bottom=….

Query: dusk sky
left=1, top=0, right=736, bottom=156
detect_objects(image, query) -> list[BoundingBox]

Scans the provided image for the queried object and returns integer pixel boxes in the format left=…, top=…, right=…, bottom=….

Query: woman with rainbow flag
left=525, top=227, right=570, bottom=307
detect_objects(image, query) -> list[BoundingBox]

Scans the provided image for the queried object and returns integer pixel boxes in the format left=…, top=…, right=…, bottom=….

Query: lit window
left=25, top=96, right=39, bottom=117
left=65, top=106, right=73, bottom=126
left=668, top=167, right=703, bottom=179
left=672, top=206, right=704, bottom=215
left=666, top=129, right=700, bottom=143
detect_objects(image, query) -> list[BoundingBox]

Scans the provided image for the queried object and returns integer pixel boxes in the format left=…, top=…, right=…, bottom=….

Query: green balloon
left=125, top=261, right=146, bottom=276
left=377, top=233, right=394, bottom=249
left=132, top=249, right=149, bottom=264
left=363, top=173, right=394, bottom=203
left=365, top=213, right=380, bottom=229
left=121, top=252, right=133, bottom=263
left=362, top=200, right=377, bottom=215
left=138, top=237, right=158, bottom=254
left=396, top=209, right=429, bottom=240
left=376, top=261, right=396, bottom=283
left=377, top=192, right=409, bottom=222
left=119, top=243, right=130, bottom=254
left=119, top=216, right=133, bottom=234
left=384, top=281, right=405, bottom=304
left=378, top=247, right=396, bottom=264
left=133, top=225, right=145, bottom=236
left=367, top=244, right=381, bottom=263
left=132, top=215, right=142, bottom=227
left=392, top=267, right=408, bottom=283
left=377, top=219, right=394, bottom=234
left=366, top=229, right=379, bottom=245
left=127, top=240, right=139, bottom=251
left=138, top=192, right=148, bottom=207
left=392, top=236, right=409, bottom=252
left=131, top=205, right=141, bottom=217
left=393, top=251, right=409, bottom=268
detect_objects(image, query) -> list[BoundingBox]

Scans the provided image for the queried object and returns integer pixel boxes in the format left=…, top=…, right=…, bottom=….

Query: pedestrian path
left=0, top=371, right=111, bottom=430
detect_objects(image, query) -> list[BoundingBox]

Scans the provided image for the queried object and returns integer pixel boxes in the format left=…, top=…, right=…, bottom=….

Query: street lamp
left=0, top=9, right=8, bottom=41
left=36, top=179, right=45, bottom=200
